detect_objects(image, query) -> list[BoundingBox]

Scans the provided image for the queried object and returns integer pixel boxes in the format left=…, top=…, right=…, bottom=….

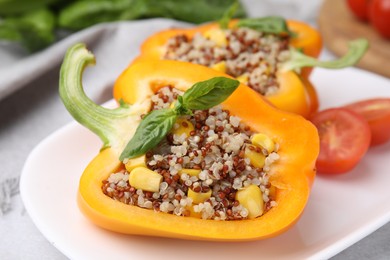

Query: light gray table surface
left=1, top=1, right=390, bottom=259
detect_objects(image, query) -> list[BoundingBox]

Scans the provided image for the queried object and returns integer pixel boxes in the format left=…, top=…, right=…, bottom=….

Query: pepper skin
left=72, top=58, right=320, bottom=241
left=130, top=19, right=322, bottom=118
left=300, top=75, right=319, bottom=119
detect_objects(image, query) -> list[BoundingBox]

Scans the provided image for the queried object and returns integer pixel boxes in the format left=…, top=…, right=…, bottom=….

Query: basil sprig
left=119, top=77, right=239, bottom=160
left=219, top=0, right=239, bottom=29
left=237, top=16, right=295, bottom=37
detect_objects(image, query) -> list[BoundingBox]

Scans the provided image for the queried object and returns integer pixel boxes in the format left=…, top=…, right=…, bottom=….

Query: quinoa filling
left=102, top=86, right=280, bottom=220
left=163, top=27, right=290, bottom=96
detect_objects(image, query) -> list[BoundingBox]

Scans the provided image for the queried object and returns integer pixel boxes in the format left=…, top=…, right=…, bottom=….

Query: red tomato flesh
left=311, top=108, right=371, bottom=174
left=344, top=98, right=390, bottom=146
left=347, top=0, right=370, bottom=21
left=369, top=0, right=390, bottom=38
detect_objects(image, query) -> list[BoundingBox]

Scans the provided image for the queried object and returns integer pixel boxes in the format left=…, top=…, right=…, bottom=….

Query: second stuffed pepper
left=128, top=17, right=368, bottom=118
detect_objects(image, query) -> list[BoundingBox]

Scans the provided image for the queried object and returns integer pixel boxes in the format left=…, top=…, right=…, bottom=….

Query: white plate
left=20, top=67, right=390, bottom=260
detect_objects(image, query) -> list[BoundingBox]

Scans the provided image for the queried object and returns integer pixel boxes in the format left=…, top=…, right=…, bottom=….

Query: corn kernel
left=178, top=168, right=201, bottom=177
left=211, top=61, right=226, bottom=73
left=172, top=118, right=194, bottom=137
left=244, top=147, right=265, bottom=169
left=203, top=28, right=227, bottom=47
left=128, top=167, right=162, bottom=193
left=188, top=188, right=212, bottom=204
left=236, top=74, right=249, bottom=85
left=186, top=205, right=202, bottom=218
left=251, top=133, right=275, bottom=153
left=125, top=155, right=146, bottom=172
left=236, top=184, right=264, bottom=219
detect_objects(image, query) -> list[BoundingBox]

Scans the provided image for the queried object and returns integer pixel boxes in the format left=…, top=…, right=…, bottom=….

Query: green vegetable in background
left=0, top=0, right=59, bottom=15
left=0, top=8, right=55, bottom=52
left=58, top=0, right=137, bottom=30
left=0, top=0, right=247, bottom=52
left=58, top=0, right=246, bottom=30
left=135, top=0, right=246, bottom=25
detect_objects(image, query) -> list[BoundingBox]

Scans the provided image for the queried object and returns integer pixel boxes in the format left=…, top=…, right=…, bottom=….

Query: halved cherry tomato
left=344, top=98, right=390, bottom=146
left=311, top=108, right=371, bottom=174
left=347, top=0, right=370, bottom=21
left=369, top=0, right=390, bottom=38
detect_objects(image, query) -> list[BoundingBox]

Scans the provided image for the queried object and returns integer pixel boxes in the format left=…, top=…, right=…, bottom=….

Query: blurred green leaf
left=59, top=0, right=247, bottom=30
left=0, top=0, right=60, bottom=15
left=0, top=8, right=55, bottom=52
left=58, top=0, right=136, bottom=30
left=0, top=0, right=247, bottom=52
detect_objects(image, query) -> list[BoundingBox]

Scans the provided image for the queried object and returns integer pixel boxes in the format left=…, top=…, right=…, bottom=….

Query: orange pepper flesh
left=287, top=20, right=322, bottom=59
left=130, top=19, right=322, bottom=118
left=79, top=60, right=319, bottom=241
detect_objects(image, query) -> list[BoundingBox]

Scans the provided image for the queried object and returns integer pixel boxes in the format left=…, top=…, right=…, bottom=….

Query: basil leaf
left=174, top=96, right=193, bottom=116
left=281, top=38, right=369, bottom=72
left=119, top=109, right=177, bottom=160
left=218, top=0, right=239, bottom=29
left=237, top=16, right=292, bottom=36
left=182, top=77, right=239, bottom=110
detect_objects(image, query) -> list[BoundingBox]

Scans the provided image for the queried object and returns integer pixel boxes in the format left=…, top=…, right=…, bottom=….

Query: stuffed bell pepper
left=60, top=43, right=319, bottom=241
left=128, top=16, right=368, bottom=118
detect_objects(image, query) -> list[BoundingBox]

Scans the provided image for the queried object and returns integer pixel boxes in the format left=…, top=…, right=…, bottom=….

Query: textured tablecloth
left=1, top=0, right=389, bottom=259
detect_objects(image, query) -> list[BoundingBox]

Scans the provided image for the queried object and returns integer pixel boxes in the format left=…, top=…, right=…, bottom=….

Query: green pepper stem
left=59, top=43, right=134, bottom=150
left=281, top=38, right=369, bottom=72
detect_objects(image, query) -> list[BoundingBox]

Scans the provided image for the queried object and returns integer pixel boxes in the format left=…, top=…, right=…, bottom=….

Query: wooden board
left=318, top=0, right=390, bottom=78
